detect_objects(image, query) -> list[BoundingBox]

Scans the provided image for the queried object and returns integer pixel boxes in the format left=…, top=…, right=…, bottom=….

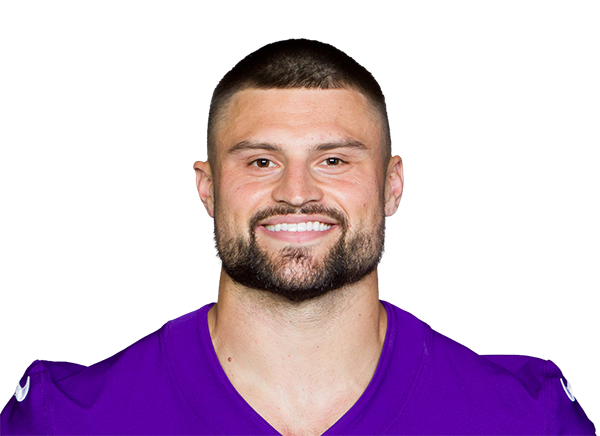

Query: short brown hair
left=207, top=39, right=391, bottom=165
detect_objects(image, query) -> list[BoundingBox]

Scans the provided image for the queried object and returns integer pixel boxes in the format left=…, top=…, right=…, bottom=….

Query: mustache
left=249, top=204, right=348, bottom=231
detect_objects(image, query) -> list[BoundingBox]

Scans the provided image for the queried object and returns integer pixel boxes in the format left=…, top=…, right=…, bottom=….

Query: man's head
left=195, top=40, right=403, bottom=303
left=207, top=39, right=391, bottom=170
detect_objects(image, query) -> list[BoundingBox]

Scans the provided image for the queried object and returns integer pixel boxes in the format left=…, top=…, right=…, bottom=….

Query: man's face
left=203, top=88, right=400, bottom=301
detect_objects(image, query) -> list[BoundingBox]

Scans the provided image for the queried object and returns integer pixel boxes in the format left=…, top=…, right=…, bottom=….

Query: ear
left=384, top=156, right=404, bottom=217
left=193, top=161, right=215, bottom=217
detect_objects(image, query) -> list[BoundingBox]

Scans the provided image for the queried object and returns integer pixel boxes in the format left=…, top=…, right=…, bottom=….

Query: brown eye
left=253, top=159, right=274, bottom=168
left=325, top=158, right=342, bottom=166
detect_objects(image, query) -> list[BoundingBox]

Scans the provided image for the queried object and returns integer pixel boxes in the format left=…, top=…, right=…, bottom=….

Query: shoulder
left=383, top=302, right=595, bottom=434
left=0, top=306, right=213, bottom=435
left=483, top=355, right=596, bottom=435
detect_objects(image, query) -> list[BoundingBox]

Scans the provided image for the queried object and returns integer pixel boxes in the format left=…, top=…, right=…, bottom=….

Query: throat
left=208, top=278, right=387, bottom=434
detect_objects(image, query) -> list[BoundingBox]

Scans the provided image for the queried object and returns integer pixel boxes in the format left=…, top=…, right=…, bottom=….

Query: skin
left=194, top=88, right=403, bottom=436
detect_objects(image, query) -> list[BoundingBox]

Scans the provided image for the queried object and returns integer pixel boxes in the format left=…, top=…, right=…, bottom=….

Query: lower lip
left=256, top=224, right=337, bottom=243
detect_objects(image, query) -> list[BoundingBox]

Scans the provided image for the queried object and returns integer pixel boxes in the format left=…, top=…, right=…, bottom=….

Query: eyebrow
left=228, top=139, right=368, bottom=154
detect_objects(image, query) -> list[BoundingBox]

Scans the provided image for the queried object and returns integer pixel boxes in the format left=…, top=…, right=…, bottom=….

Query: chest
left=234, top=382, right=363, bottom=436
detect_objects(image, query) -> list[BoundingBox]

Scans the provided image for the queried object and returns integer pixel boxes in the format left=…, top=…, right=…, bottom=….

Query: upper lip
left=259, top=215, right=337, bottom=226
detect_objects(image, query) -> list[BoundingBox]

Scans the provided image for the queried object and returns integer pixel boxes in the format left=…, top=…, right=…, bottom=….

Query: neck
left=208, top=269, right=387, bottom=435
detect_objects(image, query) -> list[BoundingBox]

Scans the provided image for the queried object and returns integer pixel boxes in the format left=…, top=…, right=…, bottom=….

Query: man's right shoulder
left=1, top=305, right=216, bottom=435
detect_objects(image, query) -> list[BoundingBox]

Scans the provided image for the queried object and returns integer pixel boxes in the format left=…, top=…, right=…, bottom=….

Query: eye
left=323, top=157, right=343, bottom=166
left=252, top=158, right=275, bottom=168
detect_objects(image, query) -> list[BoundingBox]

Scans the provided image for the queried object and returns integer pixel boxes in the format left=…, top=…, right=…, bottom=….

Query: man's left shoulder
left=428, top=328, right=595, bottom=434
left=382, top=303, right=595, bottom=434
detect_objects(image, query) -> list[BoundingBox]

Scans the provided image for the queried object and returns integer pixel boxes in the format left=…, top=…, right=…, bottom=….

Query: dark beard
left=214, top=204, right=385, bottom=302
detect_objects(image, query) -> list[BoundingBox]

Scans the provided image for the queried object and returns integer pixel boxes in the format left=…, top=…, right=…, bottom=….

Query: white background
left=0, top=0, right=600, bottom=249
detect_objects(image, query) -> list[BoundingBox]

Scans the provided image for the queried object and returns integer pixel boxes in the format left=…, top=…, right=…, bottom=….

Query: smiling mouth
left=264, top=222, right=333, bottom=232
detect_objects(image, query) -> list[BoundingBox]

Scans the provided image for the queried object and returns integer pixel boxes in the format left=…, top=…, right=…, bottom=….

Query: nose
left=271, top=163, right=323, bottom=207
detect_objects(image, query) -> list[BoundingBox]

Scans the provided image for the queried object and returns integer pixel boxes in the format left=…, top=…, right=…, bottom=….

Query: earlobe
left=384, top=156, right=403, bottom=217
left=193, top=161, right=215, bottom=217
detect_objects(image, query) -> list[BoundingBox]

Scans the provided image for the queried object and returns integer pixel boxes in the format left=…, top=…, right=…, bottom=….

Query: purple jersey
left=1, top=301, right=595, bottom=434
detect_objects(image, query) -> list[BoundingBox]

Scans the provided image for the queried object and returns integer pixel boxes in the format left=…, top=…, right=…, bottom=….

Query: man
left=1, top=39, right=594, bottom=435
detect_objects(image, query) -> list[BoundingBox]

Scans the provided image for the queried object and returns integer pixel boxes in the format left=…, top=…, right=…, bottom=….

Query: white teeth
left=264, top=221, right=332, bottom=232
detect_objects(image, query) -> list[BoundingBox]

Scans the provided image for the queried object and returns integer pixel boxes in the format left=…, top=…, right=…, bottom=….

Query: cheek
left=215, top=171, right=272, bottom=222
left=342, top=180, right=384, bottom=234
left=330, top=171, right=384, bottom=214
left=221, top=166, right=267, bottom=194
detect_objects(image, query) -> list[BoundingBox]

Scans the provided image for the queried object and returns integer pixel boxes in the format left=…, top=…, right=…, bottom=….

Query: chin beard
left=214, top=204, right=385, bottom=302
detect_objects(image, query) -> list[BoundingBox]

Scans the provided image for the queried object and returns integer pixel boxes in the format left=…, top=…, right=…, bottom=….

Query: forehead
left=215, top=88, right=382, bottom=154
